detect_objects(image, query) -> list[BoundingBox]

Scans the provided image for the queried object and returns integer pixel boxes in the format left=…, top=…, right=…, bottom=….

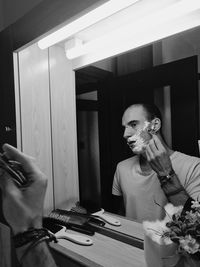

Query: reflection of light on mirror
left=49, top=58, right=57, bottom=69
left=66, top=0, right=200, bottom=60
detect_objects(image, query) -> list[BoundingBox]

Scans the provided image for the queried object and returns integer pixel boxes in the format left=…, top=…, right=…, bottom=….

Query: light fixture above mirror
left=37, top=0, right=140, bottom=49
left=38, top=0, right=200, bottom=65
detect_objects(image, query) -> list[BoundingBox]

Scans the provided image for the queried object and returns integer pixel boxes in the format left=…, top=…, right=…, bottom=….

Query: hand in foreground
left=0, top=144, right=47, bottom=235
left=145, top=134, right=173, bottom=176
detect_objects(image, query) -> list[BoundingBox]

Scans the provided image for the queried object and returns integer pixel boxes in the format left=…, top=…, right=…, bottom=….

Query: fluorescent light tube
left=70, top=13, right=200, bottom=69
left=38, top=0, right=140, bottom=49
left=66, top=0, right=200, bottom=59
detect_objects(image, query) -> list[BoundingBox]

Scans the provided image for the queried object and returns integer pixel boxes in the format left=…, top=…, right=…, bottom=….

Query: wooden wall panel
left=18, top=43, right=54, bottom=214
left=49, top=45, right=79, bottom=209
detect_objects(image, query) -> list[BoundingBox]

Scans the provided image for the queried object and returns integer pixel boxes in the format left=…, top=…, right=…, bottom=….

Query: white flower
left=143, top=219, right=173, bottom=245
left=191, top=200, right=200, bottom=209
left=143, top=203, right=183, bottom=245
left=179, top=235, right=200, bottom=254
left=164, top=203, right=183, bottom=219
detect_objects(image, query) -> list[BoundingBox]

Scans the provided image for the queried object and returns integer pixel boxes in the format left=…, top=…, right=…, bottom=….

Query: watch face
left=168, top=170, right=175, bottom=177
left=159, top=170, right=175, bottom=179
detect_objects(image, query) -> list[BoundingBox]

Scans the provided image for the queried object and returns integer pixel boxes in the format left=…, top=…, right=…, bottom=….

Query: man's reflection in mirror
left=112, top=103, right=200, bottom=265
left=112, top=104, right=200, bottom=222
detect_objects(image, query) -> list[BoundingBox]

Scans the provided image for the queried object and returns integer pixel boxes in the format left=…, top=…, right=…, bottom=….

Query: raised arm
left=0, top=144, right=58, bottom=267
left=145, top=135, right=189, bottom=206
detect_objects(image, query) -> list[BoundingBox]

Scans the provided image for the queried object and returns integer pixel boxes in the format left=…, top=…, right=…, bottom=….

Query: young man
left=112, top=103, right=200, bottom=266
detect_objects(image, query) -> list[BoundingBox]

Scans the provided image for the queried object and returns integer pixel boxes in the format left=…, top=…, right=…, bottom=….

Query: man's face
left=122, top=105, right=152, bottom=154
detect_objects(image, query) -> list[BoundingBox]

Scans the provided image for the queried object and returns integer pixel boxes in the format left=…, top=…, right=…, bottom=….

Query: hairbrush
left=0, top=153, right=28, bottom=187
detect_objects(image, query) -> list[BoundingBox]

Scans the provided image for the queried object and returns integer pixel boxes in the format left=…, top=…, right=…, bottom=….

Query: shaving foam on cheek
left=128, top=121, right=151, bottom=152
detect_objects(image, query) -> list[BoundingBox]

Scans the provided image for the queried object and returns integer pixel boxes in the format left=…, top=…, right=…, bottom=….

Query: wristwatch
left=157, top=169, right=176, bottom=186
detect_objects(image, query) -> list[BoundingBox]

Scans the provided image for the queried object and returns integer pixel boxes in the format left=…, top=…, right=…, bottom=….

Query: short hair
left=125, top=103, right=162, bottom=122
left=140, top=103, right=162, bottom=123
left=125, top=103, right=163, bottom=131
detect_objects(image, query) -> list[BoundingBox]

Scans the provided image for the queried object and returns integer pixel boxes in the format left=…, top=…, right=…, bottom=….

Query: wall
left=0, top=0, right=4, bottom=31
left=0, top=0, right=44, bottom=31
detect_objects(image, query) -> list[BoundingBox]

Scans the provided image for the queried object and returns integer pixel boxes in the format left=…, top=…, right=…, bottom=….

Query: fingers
left=0, top=170, right=20, bottom=196
left=145, top=148, right=154, bottom=162
left=147, top=135, right=164, bottom=153
left=145, top=134, right=166, bottom=161
left=146, top=138, right=158, bottom=158
left=2, top=144, right=46, bottom=186
left=151, top=135, right=165, bottom=150
left=3, top=143, right=32, bottom=164
left=2, top=144, right=38, bottom=174
left=148, top=139, right=158, bottom=153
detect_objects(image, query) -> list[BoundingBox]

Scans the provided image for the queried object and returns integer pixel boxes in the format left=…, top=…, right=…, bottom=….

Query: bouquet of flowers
left=143, top=199, right=200, bottom=266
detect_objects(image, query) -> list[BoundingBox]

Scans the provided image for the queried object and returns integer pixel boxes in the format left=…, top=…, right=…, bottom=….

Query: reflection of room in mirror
left=74, top=26, right=200, bottom=215
left=76, top=90, right=101, bottom=212
left=154, top=85, right=172, bottom=148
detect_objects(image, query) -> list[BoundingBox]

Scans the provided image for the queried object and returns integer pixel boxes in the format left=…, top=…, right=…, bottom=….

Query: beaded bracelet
left=13, top=227, right=57, bottom=248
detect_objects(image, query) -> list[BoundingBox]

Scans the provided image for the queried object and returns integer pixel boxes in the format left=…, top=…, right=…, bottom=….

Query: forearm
left=16, top=241, right=58, bottom=267
left=165, top=190, right=189, bottom=206
left=158, top=172, right=189, bottom=206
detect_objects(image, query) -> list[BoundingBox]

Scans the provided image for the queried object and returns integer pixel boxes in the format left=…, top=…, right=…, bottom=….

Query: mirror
left=75, top=26, right=200, bottom=217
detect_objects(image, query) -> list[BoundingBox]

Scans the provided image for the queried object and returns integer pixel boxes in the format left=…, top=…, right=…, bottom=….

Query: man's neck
left=139, top=155, right=151, bottom=173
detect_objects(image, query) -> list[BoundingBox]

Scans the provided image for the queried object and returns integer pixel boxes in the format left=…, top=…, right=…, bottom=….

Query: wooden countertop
left=104, top=212, right=144, bottom=240
left=50, top=213, right=146, bottom=267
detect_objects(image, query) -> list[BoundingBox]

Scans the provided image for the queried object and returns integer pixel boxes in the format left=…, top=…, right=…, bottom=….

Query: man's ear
left=151, top=118, right=161, bottom=133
